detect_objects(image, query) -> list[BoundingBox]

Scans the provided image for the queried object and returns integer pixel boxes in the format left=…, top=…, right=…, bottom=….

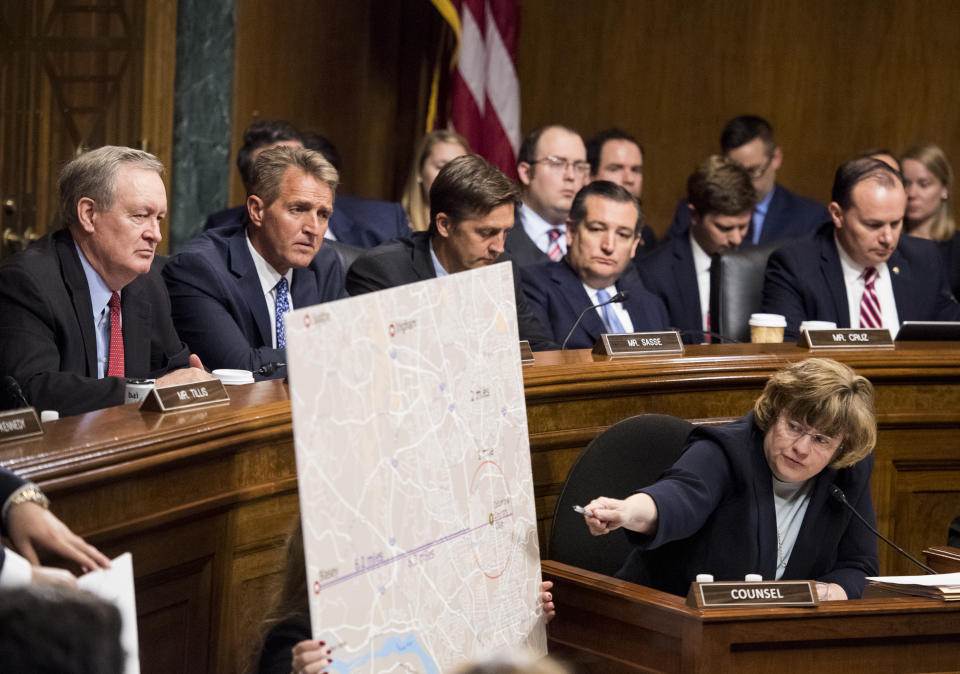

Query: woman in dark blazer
left=584, top=358, right=878, bottom=600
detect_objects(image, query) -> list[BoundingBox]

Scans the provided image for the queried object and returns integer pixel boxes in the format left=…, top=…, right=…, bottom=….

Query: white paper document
left=78, top=552, right=140, bottom=674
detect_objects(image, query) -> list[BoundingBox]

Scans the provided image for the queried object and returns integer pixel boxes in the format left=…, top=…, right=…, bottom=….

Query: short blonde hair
left=248, top=145, right=338, bottom=206
left=754, top=358, right=876, bottom=468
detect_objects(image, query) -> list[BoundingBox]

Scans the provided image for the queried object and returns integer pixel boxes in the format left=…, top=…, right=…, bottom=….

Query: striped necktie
left=859, top=267, right=881, bottom=329
left=547, top=228, right=563, bottom=262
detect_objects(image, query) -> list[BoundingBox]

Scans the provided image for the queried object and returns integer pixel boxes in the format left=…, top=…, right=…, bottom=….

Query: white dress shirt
left=520, top=203, right=566, bottom=256
left=246, top=235, right=295, bottom=349
left=582, top=283, right=634, bottom=333
left=835, top=234, right=900, bottom=337
left=689, top=234, right=712, bottom=333
left=75, top=243, right=117, bottom=378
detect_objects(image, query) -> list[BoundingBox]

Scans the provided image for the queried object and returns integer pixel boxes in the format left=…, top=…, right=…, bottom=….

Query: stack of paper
left=866, top=572, right=960, bottom=601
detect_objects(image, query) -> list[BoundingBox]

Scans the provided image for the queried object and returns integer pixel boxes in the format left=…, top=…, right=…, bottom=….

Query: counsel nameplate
left=686, top=580, right=818, bottom=608
left=803, top=328, right=893, bottom=349
left=592, top=331, right=684, bottom=357
left=0, top=408, right=43, bottom=444
left=139, top=379, right=230, bottom=413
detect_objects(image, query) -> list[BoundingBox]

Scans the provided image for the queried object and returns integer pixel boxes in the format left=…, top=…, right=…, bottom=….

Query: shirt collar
left=520, top=202, right=564, bottom=239
left=429, top=238, right=448, bottom=278
left=688, top=232, right=712, bottom=277
left=581, top=282, right=619, bottom=304
left=246, top=233, right=292, bottom=296
left=74, top=241, right=115, bottom=320
left=834, top=231, right=888, bottom=284
left=755, top=184, right=776, bottom=217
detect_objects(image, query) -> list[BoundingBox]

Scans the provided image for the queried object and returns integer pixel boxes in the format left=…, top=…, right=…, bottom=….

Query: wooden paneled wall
left=229, top=0, right=960, bottom=237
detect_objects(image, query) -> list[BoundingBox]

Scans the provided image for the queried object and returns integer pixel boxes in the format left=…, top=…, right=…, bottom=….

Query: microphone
left=672, top=327, right=742, bottom=344
left=0, top=376, right=30, bottom=411
left=561, top=291, right=629, bottom=351
left=254, top=362, right=287, bottom=378
left=830, top=485, right=936, bottom=574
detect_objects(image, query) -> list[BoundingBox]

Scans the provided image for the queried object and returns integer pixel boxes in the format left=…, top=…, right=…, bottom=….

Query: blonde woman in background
left=402, top=130, right=470, bottom=231
left=901, top=143, right=960, bottom=295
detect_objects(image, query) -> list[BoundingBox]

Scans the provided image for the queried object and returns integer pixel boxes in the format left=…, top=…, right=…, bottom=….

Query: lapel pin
left=892, top=266, right=900, bottom=275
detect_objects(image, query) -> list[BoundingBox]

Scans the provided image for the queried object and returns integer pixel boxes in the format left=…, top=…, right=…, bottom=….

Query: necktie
left=859, top=267, right=881, bottom=329
left=107, top=291, right=124, bottom=377
left=596, top=289, right=625, bottom=334
left=547, top=228, right=564, bottom=262
left=275, top=277, right=290, bottom=348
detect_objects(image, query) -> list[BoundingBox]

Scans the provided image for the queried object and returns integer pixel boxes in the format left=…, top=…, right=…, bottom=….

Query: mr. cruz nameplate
left=139, top=379, right=230, bottom=413
left=0, top=408, right=43, bottom=444
left=688, top=580, right=817, bottom=608
left=803, top=328, right=894, bottom=349
left=592, top=331, right=684, bottom=357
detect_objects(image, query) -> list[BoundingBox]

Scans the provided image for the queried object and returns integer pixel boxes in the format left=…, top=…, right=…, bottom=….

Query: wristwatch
left=2, top=483, right=50, bottom=527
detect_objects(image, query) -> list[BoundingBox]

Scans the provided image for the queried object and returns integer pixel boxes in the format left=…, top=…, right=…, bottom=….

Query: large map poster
left=285, top=263, right=546, bottom=673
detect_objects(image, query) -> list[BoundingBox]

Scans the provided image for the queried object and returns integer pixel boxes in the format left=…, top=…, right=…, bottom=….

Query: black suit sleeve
left=760, top=248, right=810, bottom=341
left=257, top=616, right=311, bottom=674
left=344, top=251, right=392, bottom=296
left=511, top=264, right=558, bottom=351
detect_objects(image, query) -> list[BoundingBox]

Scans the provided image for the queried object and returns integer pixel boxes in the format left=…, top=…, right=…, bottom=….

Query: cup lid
left=748, top=313, right=787, bottom=327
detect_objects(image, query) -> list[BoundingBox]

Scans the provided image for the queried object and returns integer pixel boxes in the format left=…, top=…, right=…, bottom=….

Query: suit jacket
left=616, top=412, right=878, bottom=598
left=163, top=224, right=346, bottom=373
left=635, top=236, right=703, bottom=341
left=346, top=231, right=558, bottom=351
left=519, top=259, right=670, bottom=349
left=762, top=222, right=960, bottom=341
left=203, top=194, right=411, bottom=248
left=0, top=230, right=190, bottom=416
left=665, top=183, right=828, bottom=246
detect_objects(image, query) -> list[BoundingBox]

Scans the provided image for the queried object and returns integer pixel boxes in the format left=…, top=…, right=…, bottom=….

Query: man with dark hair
left=666, top=115, right=828, bottom=246
left=347, top=154, right=556, bottom=350
left=520, top=182, right=668, bottom=349
left=205, top=121, right=410, bottom=248
left=586, top=128, right=657, bottom=249
left=762, top=157, right=960, bottom=340
left=0, top=146, right=209, bottom=416
left=505, top=125, right=589, bottom=267
left=164, top=146, right=346, bottom=373
left=639, top=156, right=757, bottom=340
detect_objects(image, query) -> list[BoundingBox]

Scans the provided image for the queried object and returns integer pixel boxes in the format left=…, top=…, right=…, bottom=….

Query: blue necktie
left=275, top=277, right=290, bottom=349
left=596, top=288, right=625, bottom=334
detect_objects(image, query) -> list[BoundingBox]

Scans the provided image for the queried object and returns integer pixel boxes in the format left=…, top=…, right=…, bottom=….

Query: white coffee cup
left=125, top=379, right=155, bottom=404
left=748, top=313, right=787, bottom=343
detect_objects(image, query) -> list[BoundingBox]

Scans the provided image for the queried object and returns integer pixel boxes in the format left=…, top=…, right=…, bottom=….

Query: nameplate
left=686, top=580, right=817, bottom=608
left=139, top=379, right=229, bottom=413
left=592, top=331, right=684, bottom=357
left=518, top=340, right=535, bottom=364
left=803, top=328, right=894, bottom=349
left=0, top=408, right=43, bottom=444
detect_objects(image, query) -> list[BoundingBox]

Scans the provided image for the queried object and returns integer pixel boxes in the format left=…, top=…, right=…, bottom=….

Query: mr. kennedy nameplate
left=139, top=379, right=229, bottom=413
left=0, top=407, right=43, bottom=444
left=803, top=328, right=894, bottom=350
left=592, top=331, right=684, bottom=357
left=686, top=580, right=818, bottom=608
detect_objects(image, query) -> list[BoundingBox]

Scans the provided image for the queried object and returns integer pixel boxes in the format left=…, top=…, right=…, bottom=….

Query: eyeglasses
left=743, top=153, right=774, bottom=179
left=529, top=156, right=591, bottom=176
left=778, top=415, right=842, bottom=452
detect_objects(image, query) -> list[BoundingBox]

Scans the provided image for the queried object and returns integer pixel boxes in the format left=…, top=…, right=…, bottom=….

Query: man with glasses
left=520, top=181, right=669, bottom=349
left=505, top=125, right=590, bottom=267
left=665, top=115, right=828, bottom=246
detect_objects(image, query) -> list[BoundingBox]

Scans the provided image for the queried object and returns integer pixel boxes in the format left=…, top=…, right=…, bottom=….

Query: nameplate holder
left=139, top=379, right=230, bottom=413
left=686, top=580, right=818, bottom=608
left=518, top=340, right=535, bottom=365
left=592, top=331, right=684, bottom=357
left=803, top=328, right=894, bottom=349
left=0, top=408, right=43, bottom=444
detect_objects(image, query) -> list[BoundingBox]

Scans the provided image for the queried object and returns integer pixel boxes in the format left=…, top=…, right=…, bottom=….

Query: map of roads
left=286, top=263, right=547, bottom=672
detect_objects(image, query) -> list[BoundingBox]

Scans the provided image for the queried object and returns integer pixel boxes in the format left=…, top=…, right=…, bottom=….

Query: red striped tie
left=547, top=228, right=563, bottom=262
left=859, top=267, right=881, bottom=329
left=107, top=291, right=124, bottom=377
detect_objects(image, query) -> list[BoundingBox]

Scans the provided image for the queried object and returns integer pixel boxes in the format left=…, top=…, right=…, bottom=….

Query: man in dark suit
left=505, top=125, right=590, bottom=268
left=0, top=146, right=208, bottom=417
left=347, top=154, right=557, bottom=351
left=665, top=115, right=827, bottom=246
left=762, top=157, right=960, bottom=341
left=638, top=156, right=757, bottom=341
left=521, top=181, right=669, bottom=349
left=164, top=146, right=346, bottom=373
left=586, top=128, right=657, bottom=249
left=204, top=121, right=410, bottom=248
left=0, top=467, right=110, bottom=587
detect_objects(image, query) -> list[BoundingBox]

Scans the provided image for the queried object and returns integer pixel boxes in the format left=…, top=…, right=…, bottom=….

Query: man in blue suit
left=638, top=156, right=757, bottom=342
left=762, top=157, right=960, bottom=341
left=664, top=115, right=827, bottom=247
left=164, top=145, right=346, bottom=374
left=520, top=181, right=669, bottom=349
left=204, top=121, right=409, bottom=248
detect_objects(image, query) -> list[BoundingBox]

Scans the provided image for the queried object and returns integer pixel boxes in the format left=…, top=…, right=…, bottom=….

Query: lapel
left=228, top=228, right=273, bottom=348
left=750, top=430, right=779, bottom=579
left=758, top=184, right=786, bottom=244
left=411, top=232, right=440, bottom=280
left=673, top=238, right=702, bottom=326
left=785, top=466, right=838, bottom=578
left=618, top=269, right=647, bottom=328
left=120, top=275, right=151, bottom=376
left=54, top=230, right=98, bottom=376
left=553, top=261, right=605, bottom=343
left=820, top=230, right=849, bottom=327
left=291, top=265, right=321, bottom=309
left=887, top=247, right=909, bottom=319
